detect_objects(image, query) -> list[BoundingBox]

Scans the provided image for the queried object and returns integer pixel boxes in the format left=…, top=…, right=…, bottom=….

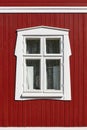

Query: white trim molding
left=0, top=6, right=87, bottom=13
left=15, top=26, right=71, bottom=100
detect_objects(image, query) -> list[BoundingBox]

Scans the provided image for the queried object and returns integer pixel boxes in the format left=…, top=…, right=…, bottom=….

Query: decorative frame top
left=17, top=25, right=69, bottom=32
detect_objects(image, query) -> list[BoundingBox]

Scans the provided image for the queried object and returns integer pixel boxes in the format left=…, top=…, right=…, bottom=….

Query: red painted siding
left=0, top=0, right=87, bottom=6
left=0, top=13, right=87, bottom=127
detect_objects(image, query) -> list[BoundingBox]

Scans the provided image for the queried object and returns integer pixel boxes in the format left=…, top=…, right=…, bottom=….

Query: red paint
left=83, top=14, right=87, bottom=126
left=0, top=13, right=87, bottom=127
left=0, top=0, right=87, bottom=6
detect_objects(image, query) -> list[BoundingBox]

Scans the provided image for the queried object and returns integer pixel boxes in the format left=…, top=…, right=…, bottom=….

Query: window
left=15, top=26, right=71, bottom=100
left=22, top=36, right=63, bottom=97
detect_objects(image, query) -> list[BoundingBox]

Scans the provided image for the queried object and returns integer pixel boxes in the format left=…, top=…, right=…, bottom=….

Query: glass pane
left=26, top=60, right=40, bottom=90
left=46, top=60, right=60, bottom=90
left=26, top=39, right=40, bottom=54
left=46, top=38, right=60, bottom=53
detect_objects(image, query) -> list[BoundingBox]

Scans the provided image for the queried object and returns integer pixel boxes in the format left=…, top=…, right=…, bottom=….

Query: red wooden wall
left=0, top=0, right=87, bottom=6
left=0, top=13, right=87, bottom=127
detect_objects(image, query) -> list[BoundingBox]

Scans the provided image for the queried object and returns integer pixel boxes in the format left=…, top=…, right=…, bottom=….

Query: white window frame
left=23, top=36, right=63, bottom=97
left=15, top=25, right=71, bottom=100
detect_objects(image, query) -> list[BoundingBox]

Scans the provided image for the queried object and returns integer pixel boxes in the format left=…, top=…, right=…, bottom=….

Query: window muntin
left=23, top=36, right=63, bottom=95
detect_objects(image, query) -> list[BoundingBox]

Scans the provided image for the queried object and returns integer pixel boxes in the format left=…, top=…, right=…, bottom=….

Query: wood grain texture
left=0, top=13, right=86, bottom=127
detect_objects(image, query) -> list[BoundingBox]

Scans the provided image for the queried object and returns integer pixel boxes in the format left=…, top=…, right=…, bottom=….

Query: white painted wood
left=15, top=26, right=71, bottom=100
left=17, top=26, right=69, bottom=32
left=0, top=6, right=87, bottom=13
left=0, top=127, right=86, bottom=130
left=21, top=92, right=63, bottom=98
left=63, top=34, right=71, bottom=100
left=17, top=26, right=69, bottom=36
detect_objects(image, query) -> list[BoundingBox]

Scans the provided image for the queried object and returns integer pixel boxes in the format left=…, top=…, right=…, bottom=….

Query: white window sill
left=21, top=92, right=63, bottom=98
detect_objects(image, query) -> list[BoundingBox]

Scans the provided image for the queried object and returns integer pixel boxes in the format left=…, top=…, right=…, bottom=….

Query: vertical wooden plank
left=0, top=15, right=3, bottom=126
left=2, top=14, right=9, bottom=126
left=44, top=100, right=51, bottom=126
left=83, top=14, right=87, bottom=126
left=73, top=14, right=79, bottom=126
left=30, top=100, right=42, bottom=126
left=69, top=14, right=74, bottom=126
left=29, top=14, right=43, bottom=27
left=13, top=14, right=19, bottom=126
left=7, top=14, right=16, bottom=126
left=7, top=14, right=13, bottom=126
left=9, top=14, right=20, bottom=126
left=78, top=14, right=84, bottom=126
left=41, top=100, right=46, bottom=126
left=0, top=50, right=3, bottom=126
